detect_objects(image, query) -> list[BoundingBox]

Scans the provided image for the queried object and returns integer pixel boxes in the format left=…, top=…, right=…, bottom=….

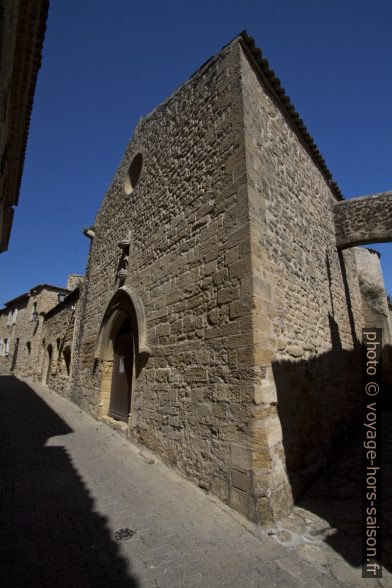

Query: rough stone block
left=231, top=469, right=247, bottom=492
left=231, top=443, right=251, bottom=469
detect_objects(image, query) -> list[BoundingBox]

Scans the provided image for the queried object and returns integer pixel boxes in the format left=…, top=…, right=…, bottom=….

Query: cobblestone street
left=0, top=376, right=388, bottom=587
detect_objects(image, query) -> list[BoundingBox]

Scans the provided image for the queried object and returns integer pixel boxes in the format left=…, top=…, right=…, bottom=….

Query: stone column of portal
left=98, top=360, right=113, bottom=419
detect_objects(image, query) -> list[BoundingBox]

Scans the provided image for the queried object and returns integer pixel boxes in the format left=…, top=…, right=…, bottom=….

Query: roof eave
left=239, top=30, right=343, bottom=201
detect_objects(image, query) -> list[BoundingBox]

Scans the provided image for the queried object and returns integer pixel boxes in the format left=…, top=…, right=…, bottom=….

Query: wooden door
left=108, top=334, right=133, bottom=422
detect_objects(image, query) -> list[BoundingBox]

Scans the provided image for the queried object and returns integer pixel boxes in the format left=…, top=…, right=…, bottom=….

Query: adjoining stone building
left=3, top=32, right=391, bottom=525
left=40, top=279, right=83, bottom=397
left=0, top=0, right=49, bottom=252
left=0, top=279, right=77, bottom=380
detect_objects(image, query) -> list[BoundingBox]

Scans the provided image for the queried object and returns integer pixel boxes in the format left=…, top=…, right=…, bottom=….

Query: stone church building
left=2, top=32, right=391, bottom=524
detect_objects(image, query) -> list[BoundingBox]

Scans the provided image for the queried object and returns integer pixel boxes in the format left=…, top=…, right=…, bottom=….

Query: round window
left=124, top=153, right=143, bottom=195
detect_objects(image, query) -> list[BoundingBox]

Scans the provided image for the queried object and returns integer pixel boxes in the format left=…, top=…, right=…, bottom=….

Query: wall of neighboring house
left=0, top=309, right=11, bottom=373
left=390, top=305, right=392, bottom=335
left=41, top=288, right=81, bottom=397
left=0, top=295, right=29, bottom=373
left=0, top=0, right=49, bottom=251
left=0, top=287, right=69, bottom=379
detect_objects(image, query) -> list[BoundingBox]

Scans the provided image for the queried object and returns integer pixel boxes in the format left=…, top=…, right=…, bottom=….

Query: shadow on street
left=297, top=410, right=391, bottom=573
left=0, top=376, right=139, bottom=587
left=274, top=336, right=391, bottom=572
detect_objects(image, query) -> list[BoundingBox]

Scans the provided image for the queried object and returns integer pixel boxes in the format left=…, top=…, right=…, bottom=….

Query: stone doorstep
left=99, top=413, right=160, bottom=467
left=101, top=414, right=128, bottom=435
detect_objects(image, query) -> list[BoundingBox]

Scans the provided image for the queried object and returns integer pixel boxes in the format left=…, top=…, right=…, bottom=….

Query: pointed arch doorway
left=95, top=286, right=150, bottom=427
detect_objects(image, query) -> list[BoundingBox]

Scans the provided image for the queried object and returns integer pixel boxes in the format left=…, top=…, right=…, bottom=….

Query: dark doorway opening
left=11, top=338, right=19, bottom=371
left=63, top=346, right=71, bottom=376
left=46, top=344, right=53, bottom=385
left=108, top=319, right=133, bottom=423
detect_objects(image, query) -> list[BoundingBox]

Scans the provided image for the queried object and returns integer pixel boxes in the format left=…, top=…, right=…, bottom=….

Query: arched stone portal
left=95, top=287, right=150, bottom=426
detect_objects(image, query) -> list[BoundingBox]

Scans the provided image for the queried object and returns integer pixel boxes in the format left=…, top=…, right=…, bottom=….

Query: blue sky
left=1, top=0, right=391, bottom=304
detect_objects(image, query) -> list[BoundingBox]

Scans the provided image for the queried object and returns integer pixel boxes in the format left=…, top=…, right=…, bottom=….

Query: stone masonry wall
left=239, top=42, right=365, bottom=521
left=71, top=40, right=259, bottom=518
left=354, top=247, right=392, bottom=388
left=0, top=287, right=68, bottom=380
left=354, top=248, right=391, bottom=341
left=66, top=274, right=84, bottom=291
left=0, top=310, right=8, bottom=373
left=42, top=289, right=81, bottom=398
